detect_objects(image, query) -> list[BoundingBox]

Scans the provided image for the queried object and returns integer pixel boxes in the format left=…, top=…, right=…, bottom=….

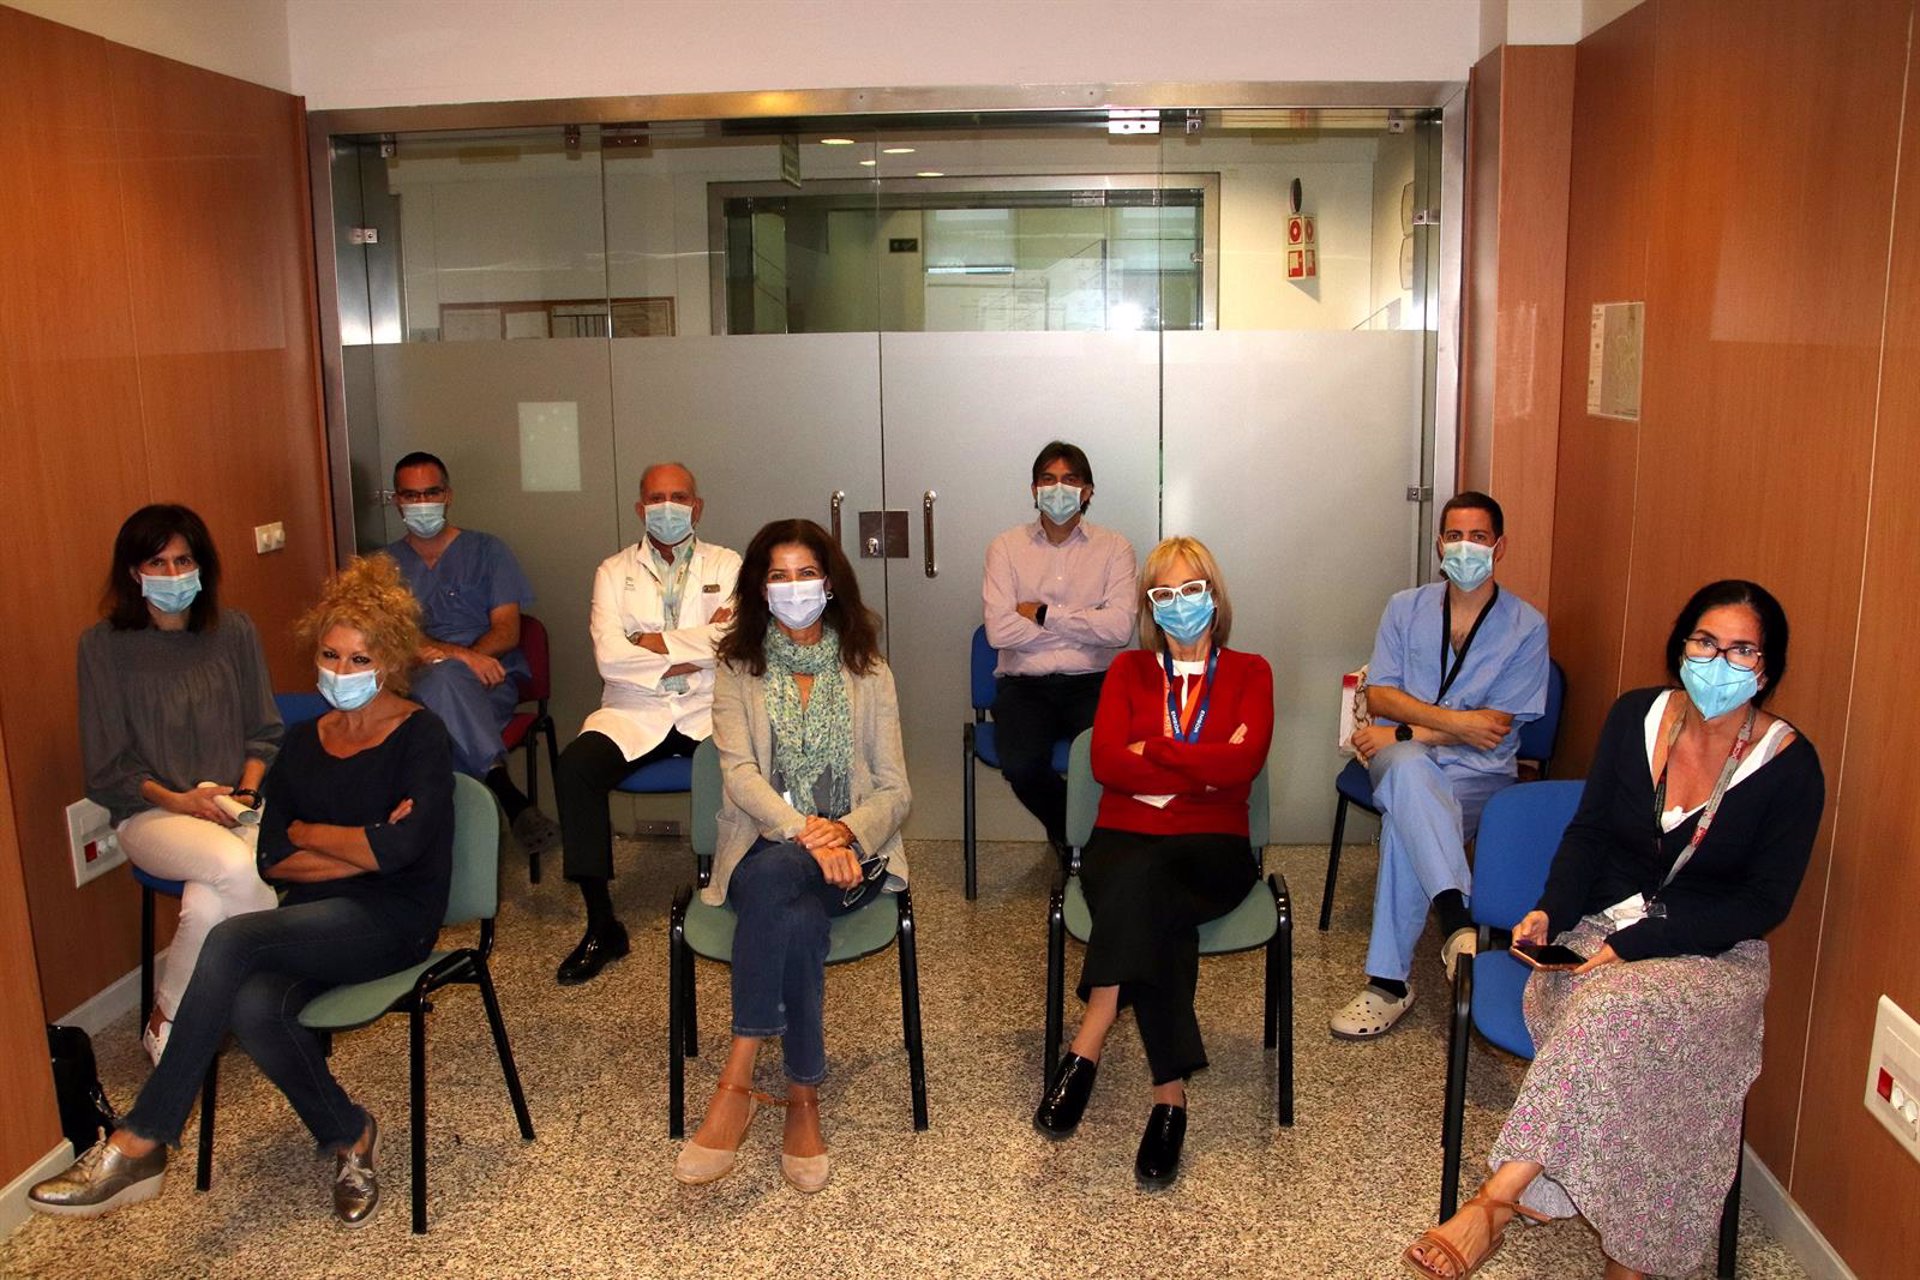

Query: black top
left=1535, top=686, right=1825, bottom=961
left=256, top=710, right=455, bottom=946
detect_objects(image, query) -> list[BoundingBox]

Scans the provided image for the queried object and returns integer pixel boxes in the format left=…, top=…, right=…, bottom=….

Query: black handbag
left=46, top=1024, right=118, bottom=1151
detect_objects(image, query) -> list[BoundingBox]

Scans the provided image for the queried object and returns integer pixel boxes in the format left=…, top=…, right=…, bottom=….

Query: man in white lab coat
left=554, top=462, right=742, bottom=985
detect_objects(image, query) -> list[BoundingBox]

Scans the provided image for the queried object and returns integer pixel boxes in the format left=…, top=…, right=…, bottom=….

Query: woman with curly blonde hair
left=33, top=556, right=457, bottom=1228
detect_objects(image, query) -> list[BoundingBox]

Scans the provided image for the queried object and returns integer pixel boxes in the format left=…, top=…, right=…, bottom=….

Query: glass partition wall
left=321, top=101, right=1454, bottom=844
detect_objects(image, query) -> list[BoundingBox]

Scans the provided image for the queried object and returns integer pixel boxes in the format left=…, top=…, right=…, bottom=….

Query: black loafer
left=556, top=920, right=629, bottom=986
left=1134, top=1103, right=1187, bottom=1190
left=1033, top=1053, right=1099, bottom=1138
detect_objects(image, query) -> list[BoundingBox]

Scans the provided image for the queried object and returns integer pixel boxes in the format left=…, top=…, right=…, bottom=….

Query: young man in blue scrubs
left=1329, top=491, right=1550, bottom=1040
left=385, top=451, right=550, bottom=849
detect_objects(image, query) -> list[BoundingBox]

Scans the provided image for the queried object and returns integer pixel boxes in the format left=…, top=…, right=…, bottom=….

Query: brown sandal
left=776, top=1093, right=831, bottom=1194
left=673, top=1080, right=776, bottom=1186
left=1401, top=1191, right=1549, bottom=1279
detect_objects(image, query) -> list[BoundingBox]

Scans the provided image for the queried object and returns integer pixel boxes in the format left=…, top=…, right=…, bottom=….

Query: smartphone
left=1510, top=941, right=1586, bottom=970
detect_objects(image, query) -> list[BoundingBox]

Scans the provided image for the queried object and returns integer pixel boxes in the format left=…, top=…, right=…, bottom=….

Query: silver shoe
left=332, top=1115, right=380, bottom=1228
left=29, top=1131, right=167, bottom=1217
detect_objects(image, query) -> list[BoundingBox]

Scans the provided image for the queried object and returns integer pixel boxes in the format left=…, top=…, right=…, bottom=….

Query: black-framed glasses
left=1146, top=578, right=1210, bottom=607
left=1683, top=633, right=1763, bottom=672
left=395, top=487, right=448, bottom=503
left=842, top=849, right=890, bottom=907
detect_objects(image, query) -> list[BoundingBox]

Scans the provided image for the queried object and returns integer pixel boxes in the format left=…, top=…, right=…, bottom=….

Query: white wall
left=8, top=0, right=291, bottom=89
left=1580, top=0, right=1645, bottom=36
left=286, top=0, right=1483, bottom=110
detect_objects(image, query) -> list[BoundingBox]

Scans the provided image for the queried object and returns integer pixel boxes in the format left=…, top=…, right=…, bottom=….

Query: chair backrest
left=690, top=737, right=722, bottom=859
left=1065, top=728, right=1272, bottom=854
left=970, top=624, right=998, bottom=713
left=1516, top=659, right=1567, bottom=770
left=1468, top=779, right=1584, bottom=929
left=273, top=691, right=331, bottom=728
left=445, top=773, right=503, bottom=925
left=517, top=614, right=551, bottom=702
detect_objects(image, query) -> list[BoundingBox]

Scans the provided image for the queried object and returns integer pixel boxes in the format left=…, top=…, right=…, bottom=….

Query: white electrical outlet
left=253, top=521, right=285, bottom=554
left=66, top=797, right=123, bottom=886
left=1865, top=995, right=1920, bottom=1161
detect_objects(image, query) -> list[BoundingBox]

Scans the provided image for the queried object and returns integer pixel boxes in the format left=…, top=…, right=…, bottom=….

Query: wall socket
left=66, top=797, right=123, bottom=887
left=253, top=522, right=286, bottom=554
left=1865, top=994, right=1920, bottom=1162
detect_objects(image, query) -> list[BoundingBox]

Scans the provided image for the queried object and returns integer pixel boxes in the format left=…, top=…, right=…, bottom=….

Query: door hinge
left=1406, top=485, right=1433, bottom=503
left=347, top=227, right=379, bottom=245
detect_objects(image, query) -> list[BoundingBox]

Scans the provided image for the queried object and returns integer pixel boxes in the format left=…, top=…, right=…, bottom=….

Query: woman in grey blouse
left=78, top=505, right=282, bottom=1064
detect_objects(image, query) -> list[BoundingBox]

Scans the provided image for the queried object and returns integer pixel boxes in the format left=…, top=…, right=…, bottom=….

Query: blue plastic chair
left=1318, top=659, right=1565, bottom=931
left=1437, top=779, right=1741, bottom=1277
left=196, top=773, right=535, bottom=1233
left=666, top=739, right=929, bottom=1136
left=962, top=624, right=1073, bottom=899
left=134, top=691, right=332, bottom=1032
left=1043, top=729, right=1295, bottom=1125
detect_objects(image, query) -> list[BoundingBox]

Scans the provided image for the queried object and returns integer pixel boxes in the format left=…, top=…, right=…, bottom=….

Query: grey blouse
left=77, top=611, right=284, bottom=824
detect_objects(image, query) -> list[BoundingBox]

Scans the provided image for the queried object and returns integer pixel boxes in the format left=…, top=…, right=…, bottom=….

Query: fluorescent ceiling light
left=883, top=147, right=915, bottom=154
left=860, top=159, right=876, bottom=166
left=820, top=137, right=856, bottom=145
left=916, top=170, right=944, bottom=177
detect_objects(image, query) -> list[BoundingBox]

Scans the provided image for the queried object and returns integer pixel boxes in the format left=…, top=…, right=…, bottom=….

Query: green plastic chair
left=1043, top=729, right=1295, bottom=1125
left=667, top=739, right=929, bottom=1136
left=195, top=773, right=535, bottom=1233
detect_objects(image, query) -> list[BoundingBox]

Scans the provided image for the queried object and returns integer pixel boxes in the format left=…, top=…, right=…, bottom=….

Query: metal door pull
left=922, top=490, right=938, bottom=578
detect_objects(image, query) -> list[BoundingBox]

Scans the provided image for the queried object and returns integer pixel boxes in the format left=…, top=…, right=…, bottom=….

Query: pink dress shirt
left=982, top=518, right=1138, bottom=677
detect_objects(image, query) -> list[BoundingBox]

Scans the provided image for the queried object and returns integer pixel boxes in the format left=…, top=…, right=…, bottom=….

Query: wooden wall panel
left=0, top=684, right=66, bottom=1189
left=1787, top=33, right=1920, bottom=1274
left=1461, top=49, right=1501, bottom=496
left=1547, top=2, right=1656, bottom=778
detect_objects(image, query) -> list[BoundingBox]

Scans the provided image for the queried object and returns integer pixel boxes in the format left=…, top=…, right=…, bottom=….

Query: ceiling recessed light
left=917, top=170, right=944, bottom=177
left=859, top=159, right=876, bottom=166
left=882, top=146, right=915, bottom=154
left=820, top=137, right=856, bottom=146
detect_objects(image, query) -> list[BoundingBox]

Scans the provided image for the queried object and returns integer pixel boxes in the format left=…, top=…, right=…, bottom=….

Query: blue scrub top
left=387, top=529, right=536, bottom=682
left=1367, top=581, right=1549, bottom=777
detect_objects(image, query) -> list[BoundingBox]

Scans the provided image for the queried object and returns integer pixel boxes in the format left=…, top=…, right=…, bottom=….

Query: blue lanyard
left=1163, top=647, right=1221, bottom=744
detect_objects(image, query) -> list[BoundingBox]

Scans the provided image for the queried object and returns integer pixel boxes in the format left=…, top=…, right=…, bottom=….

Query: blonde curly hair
left=297, top=554, right=423, bottom=695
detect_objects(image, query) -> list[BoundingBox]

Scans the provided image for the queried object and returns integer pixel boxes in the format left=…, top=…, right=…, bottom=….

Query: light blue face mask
left=1439, top=540, right=1495, bottom=591
left=644, top=501, right=694, bottom=547
left=317, top=666, right=381, bottom=712
left=1679, top=655, right=1759, bottom=721
left=141, top=568, right=202, bottom=615
left=1035, top=482, right=1084, bottom=526
left=400, top=502, right=447, bottom=538
left=1152, top=589, right=1217, bottom=644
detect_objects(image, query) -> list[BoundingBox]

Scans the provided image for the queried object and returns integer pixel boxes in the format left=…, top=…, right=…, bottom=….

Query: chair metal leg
left=668, top=890, right=688, bottom=1138
left=684, top=928, right=700, bottom=1059
left=525, top=733, right=542, bottom=885
left=897, top=889, right=929, bottom=1130
left=140, top=885, right=156, bottom=1034
left=1272, top=874, right=1294, bottom=1127
left=541, top=714, right=560, bottom=808
left=962, top=726, right=978, bottom=901
left=1320, top=794, right=1350, bottom=931
left=1438, top=948, right=1476, bottom=1222
left=194, top=1057, right=217, bottom=1191
left=409, top=1003, right=429, bottom=1234
left=474, top=956, right=535, bottom=1141
left=1717, top=1116, right=1745, bottom=1278
left=1044, top=885, right=1066, bottom=1083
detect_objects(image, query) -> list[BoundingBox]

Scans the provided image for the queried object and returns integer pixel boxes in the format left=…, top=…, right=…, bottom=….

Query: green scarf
left=763, top=625, right=854, bottom=818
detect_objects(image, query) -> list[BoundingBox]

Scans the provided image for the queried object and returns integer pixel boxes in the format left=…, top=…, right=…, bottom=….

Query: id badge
left=1602, top=893, right=1648, bottom=925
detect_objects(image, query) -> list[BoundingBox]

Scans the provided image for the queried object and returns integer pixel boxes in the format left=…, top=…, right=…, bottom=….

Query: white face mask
left=767, top=579, right=829, bottom=629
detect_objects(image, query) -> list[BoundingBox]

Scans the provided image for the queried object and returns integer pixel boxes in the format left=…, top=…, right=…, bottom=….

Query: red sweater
left=1090, top=647, right=1275, bottom=837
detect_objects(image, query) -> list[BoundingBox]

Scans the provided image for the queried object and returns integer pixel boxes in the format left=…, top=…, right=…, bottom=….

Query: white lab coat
left=579, top=538, right=743, bottom=761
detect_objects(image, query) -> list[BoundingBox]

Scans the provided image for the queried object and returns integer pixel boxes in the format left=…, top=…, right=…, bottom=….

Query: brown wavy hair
left=296, top=554, right=423, bottom=695
left=716, top=519, right=883, bottom=677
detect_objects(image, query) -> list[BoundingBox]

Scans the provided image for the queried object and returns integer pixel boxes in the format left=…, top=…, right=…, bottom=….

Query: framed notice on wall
left=1587, top=301, right=1644, bottom=421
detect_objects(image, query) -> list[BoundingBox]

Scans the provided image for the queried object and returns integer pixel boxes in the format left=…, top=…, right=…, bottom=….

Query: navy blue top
left=387, top=529, right=536, bottom=682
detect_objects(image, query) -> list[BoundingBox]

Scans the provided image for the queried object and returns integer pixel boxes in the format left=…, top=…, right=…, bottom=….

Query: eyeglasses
left=1683, top=634, right=1763, bottom=672
left=842, top=850, right=890, bottom=907
left=395, top=487, right=448, bottom=503
left=1146, top=579, right=1209, bottom=607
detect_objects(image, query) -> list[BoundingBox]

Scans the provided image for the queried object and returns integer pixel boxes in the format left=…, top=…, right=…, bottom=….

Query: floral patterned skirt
left=1488, top=916, right=1769, bottom=1277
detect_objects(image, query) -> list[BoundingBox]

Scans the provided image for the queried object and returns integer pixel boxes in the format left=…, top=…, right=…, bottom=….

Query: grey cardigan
left=704, top=656, right=911, bottom=906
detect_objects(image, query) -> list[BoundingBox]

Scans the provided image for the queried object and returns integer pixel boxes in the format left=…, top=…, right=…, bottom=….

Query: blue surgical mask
left=1679, top=656, right=1759, bottom=722
left=1152, top=589, right=1216, bottom=644
left=767, top=579, right=829, bottom=630
left=1439, top=540, right=1495, bottom=591
left=1035, top=483, right=1084, bottom=526
left=317, top=666, right=381, bottom=712
left=141, top=568, right=202, bottom=615
left=400, top=503, right=447, bottom=538
left=644, top=501, right=694, bottom=547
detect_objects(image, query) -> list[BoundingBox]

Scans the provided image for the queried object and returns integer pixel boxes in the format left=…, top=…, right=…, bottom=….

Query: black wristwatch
left=1034, top=603, right=1048, bottom=628
left=1395, top=723, right=1414, bottom=743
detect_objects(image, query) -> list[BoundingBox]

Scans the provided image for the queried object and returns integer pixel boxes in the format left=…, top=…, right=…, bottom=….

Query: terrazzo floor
left=2, top=838, right=1808, bottom=1279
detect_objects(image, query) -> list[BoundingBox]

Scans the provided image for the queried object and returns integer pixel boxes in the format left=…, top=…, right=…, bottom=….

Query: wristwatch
left=1394, top=724, right=1414, bottom=743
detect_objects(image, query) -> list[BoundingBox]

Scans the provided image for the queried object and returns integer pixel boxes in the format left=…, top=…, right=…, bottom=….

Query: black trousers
left=991, top=670, right=1107, bottom=845
left=556, top=728, right=699, bottom=881
left=1077, top=827, right=1258, bottom=1085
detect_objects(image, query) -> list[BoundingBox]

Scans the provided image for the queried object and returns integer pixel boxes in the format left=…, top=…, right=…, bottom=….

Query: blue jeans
left=725, top=838, right=865, bottom=1084
left=410, top=659, right=521, bottom=777
left=120, top=898, right=433, bottom=1152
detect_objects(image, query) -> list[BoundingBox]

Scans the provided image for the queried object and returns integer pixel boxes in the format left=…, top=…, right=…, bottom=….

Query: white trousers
left=116, top=807, right=278, bottom=1020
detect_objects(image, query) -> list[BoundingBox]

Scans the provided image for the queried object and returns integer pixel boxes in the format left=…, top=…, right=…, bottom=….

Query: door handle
left=922, top=490, right=938, bottom=579
left=829, top=490, right=846, bottom=545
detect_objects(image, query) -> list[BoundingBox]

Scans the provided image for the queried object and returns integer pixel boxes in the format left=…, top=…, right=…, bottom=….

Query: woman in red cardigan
left=1032, top=535, right=1274, bottom=1190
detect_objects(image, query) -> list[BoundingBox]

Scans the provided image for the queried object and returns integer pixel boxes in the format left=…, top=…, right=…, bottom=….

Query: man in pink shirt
left=982, top=441, right=1138, bottom=856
